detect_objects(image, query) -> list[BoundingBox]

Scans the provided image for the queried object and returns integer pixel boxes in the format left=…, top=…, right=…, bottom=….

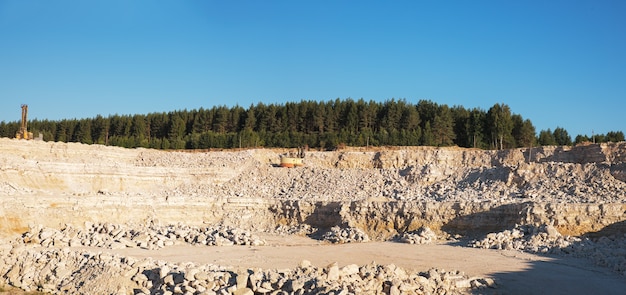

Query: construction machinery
left=280, top=147, right=306, bottom=168
left=15, top=104, right=33, bottom=140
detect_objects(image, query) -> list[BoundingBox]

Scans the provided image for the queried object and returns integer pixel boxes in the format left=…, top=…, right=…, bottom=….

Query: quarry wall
left=1, top=138, right=625, bottom=239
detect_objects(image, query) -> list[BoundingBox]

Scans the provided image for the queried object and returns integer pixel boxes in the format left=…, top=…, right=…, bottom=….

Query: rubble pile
left=213, top=159, right=626, bottom=204
left=320, top=226, right=371, bottom=244
left=272, top=224, right=316, bottom=236
left=470, top=224, right=576, bottom=253
left=20, top=222, right=265, bottom=250
left=0, top=243, right=493, bottom=295
left=397, top=227, right=439, bottom=245
left=471, top=224, right=626, bottom=276
left=581, top=235, right=626, bottom=275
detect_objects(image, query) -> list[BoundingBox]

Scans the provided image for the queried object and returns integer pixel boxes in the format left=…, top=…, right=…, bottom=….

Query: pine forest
left=0, top=99, right=623, bottom=150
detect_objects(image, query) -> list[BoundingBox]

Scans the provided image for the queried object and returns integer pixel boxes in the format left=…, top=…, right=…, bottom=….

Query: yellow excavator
left=280, top=146, right=306, bottom=168
left=15, top=104, right=33, bottom=140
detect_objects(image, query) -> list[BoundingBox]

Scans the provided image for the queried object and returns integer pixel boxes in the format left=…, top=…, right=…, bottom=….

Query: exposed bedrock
left=271, top=200, right=626, bottom=239
left=1, top=138, right=625, bottom=239
left=3, top=196, right=624, bottom=241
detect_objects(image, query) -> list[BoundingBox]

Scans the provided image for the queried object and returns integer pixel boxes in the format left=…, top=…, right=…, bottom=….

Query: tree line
left=0, top=98, right=623, bottom=150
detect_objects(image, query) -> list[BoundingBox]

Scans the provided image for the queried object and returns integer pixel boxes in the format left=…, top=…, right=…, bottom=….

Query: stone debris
left=321, top=226, right=370, bottom=244
left=0, top=243, right=493, bottom=295
left=209, top=146, right=626, bottom=204
left=20, top=222, right=265, bottom=250
left=471, top=224, right=626, bottom=276
left=581, top=235, right=626, bottom=276
left=272, top=224, right=316, bottom=236
left=2, top=140, right=626, bottom=205
left=398, top=226, right=439, bottom=245
left=470, top=224, right=574, bottom=253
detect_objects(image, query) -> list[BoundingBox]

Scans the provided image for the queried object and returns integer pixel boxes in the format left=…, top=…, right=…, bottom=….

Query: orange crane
left=15, top=104, right=33, bottom=140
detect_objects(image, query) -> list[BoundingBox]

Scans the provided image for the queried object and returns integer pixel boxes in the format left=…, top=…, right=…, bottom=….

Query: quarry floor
left=79, top=234, right=626, bottom=295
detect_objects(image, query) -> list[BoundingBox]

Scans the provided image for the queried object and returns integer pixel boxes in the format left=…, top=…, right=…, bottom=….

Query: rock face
left=1, top=139, right=624, bottom=242
left=2, top=139, right=625, bottom=202
left=271, top=200, right=626, bottom=239
left=1, top=139, right=625, bottom=238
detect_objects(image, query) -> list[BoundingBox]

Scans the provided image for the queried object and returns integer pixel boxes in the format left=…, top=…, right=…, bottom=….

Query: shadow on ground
left=471, top=257, right=626, bottom=295
left=443, top=209, right=626, bottom=295
left=441, top=203, right=530, bottom=239
left=586, top=220, right=626, bottom=239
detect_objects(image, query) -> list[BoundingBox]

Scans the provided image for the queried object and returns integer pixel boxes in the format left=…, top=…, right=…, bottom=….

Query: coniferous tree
left=574, top=135, right=591, bottom=144
left=421, top=121, right=435, bottom=146
left=55, top=120, right=68, bottom=142
left=553, top=127, right=572, bottom=146
left=91, top=115, right=109, bottom=144
left=450, top=106, right=470, bottom=147
left=4, top=98, right=619, bottom=150
left=400, top=105, right=420, bottom=132
left=467, top=108, right=486, bottom=149
left=230, top=105, right=244, bottom=133
left=514, top=118, right=536, bottom=148
left=213, top=106, right=229, bottom=134
left=594, top=134, right=606, bottom=143
left=606, top=131, right=625, bottom=142
left=359, top=99, right=378, bottom=132
left=538, top=129, right=557, bottom=146
left=243, top=106, right=256, bottom=131
left=487, top=103, right=514, bottom=150
left=432, top=105, right=456, bottom=146
left=169, top=115, right=185, bottom=142
left=74, top=120, right=93, bottom=144
left=130, top=115, right=147, bottom=145
left=417, top=100, right=438, bottom=128
left=342, top=99, right=359, bottom=133
left=192, top=108, right=210, bottom=134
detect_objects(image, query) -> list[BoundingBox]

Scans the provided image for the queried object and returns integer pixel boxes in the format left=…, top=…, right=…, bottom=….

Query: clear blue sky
left=1, top=0, right=624, bottom=137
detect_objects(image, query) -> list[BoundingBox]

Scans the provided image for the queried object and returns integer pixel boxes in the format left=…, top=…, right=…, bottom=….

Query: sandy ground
left=83, top=235, right=626, bottom=295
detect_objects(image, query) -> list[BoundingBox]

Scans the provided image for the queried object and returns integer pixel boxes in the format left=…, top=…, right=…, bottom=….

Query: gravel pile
left=0, top=243, right=494, bottom=295
left=272, top=224, right=316, bottom=236
left=218, top=262, right=495, bottom=295
left=209, top=160, right=626, bottom=204
left=397, top=227, right=439, bottom=245
left=20, top=222, right=265, bottom=250
left=471, top=224, right=626, bottom=276
left=470, top=224, right=575, bottom=253
left=580, top=235, right=626, bottom=275
left=134, top=149, right=256, bottom=169
left=320, top=226, right=370, bottom=244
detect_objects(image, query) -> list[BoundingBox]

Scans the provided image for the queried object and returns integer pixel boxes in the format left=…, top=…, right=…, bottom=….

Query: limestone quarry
left=1, top=138, right=626, bottom=294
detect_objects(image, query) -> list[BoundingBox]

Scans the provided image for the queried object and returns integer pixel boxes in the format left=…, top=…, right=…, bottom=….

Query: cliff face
left=3, top=194, right=622, bottom=240
left=0, top=138, right=625, bottom=238
left=0, top=139, right=245, bottom=194
left=270, top=200, right=626, bottom=239
left=2, top=139, right=625, bottom=195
